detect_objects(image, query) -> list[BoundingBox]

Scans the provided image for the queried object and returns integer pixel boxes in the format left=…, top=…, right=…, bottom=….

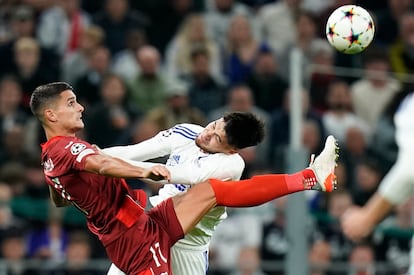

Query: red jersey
left=41, top=136, right=184, bottom=274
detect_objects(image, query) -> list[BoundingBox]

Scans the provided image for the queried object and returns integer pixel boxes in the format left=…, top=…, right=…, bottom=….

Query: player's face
left=196, top=118, right=235, bottom=154
left=50, top=90, right=84, bottom=132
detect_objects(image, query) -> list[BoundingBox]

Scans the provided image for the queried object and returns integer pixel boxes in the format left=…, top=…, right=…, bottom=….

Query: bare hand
left=142, top=165, right=171, bottom=182
left=341, top=206, right=373, bottom=242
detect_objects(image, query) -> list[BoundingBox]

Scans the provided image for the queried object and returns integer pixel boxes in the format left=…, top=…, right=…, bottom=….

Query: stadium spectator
left=0, top=230, right=35, bottom=275
left=74, top=46, right=112, bottom=108
left=308, top=239, right=332, bottom=275
left=60, top=25, right=105, bottom=85
left=348, top=243, right=376, bottom=275
left=372, top=197, right=413, bottom=273
left=256, top=0, right=301, bottom=57
left=164, top=13, right=222, bottom=84
left=84, top=73, right=142, bottom=148
left=0, top=76, right=28, bottom=149
left=222, top=14, right=269, bottom=85
left=204, top=0, right=253, bottom=49
left=350, top=158, right=383, bottom=207
left=26, top=209, right=68, bottom=263
left=307, top=39, right=337, bottom=112
left=245, top=49, right=288, bottom=113
left=36, top=0, right=91, bottom=58
left=278, top=11, right=319, bottom=82
left=111, top=29, right=147, bottom=82
left=209, top=213, right=263, bottom=274
left=0, top=125, right=31, bottom=166
left=312, top=190, right=353, bottom=262
left=127, top=45, right=167, bottom=112
left=185, top=46, right=227, bottom=116
left=48, top=231, right=100, bottom=275
left=145, top=79, right=208, bottom=130
left=260, top=196, right=289, bottom=275
left=92, top=0, right=148, bottom=55
left=12, top=37, right=57, bottom=112
left=389, top=12, right=414, bottom=82
left=375, top=0, right=414, bottom=46
left=268, top=88, right=325, bottom=170
left=322, top=80, right=369, bottom=145
left=0, top=5, right=36, bottom=75
left=229, top=246, right=266, bottom=275
left=351, top=48, right=401, bottom=135
left=0, top=183, right=26, bottom=246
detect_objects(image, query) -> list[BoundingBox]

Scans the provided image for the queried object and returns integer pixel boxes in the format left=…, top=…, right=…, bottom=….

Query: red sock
left=209, top=169, right=316, bottom=207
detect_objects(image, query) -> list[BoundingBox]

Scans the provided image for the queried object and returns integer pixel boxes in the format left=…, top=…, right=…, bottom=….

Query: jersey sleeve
left=102, top=124, right=202, bottom=161
left=167, top=154, right=245, bottom=184
left=47, top=137, right=98, bottom=175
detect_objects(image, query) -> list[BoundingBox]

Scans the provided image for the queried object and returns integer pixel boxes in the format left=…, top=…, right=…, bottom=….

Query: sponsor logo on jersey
left=172, top=155, right=180, bottom=164
left=70, top=143, right=87, bottom=155
left=161, top=129, right=173, bottom=137
left=43, top=158, right=54, bottom=172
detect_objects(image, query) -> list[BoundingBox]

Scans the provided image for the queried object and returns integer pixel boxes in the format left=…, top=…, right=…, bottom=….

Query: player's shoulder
left=45, top=136, right=91, bottom=155
left=173, top=123, right=203, bottom=133
left=167, top=123, right=203, bottom=140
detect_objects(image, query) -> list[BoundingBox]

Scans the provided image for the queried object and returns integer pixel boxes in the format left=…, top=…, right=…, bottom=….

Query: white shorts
left=171, top=244, right=209, bottom=275
left=107, top=263, right=125, bottom=275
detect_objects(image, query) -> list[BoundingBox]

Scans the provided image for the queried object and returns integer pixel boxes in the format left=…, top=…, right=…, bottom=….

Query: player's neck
left=45, top=127, right=76, bottom=140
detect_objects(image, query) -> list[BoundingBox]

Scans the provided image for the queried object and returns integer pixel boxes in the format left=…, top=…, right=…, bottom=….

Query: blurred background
left=0, top=0, right=412, bottom=274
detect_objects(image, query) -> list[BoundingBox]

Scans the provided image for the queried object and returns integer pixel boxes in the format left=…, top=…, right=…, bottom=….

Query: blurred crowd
left=0, top=0, right=413, bottom=274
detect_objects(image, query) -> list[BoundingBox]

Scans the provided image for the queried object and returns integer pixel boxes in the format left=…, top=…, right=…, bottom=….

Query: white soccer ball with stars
left=326, top=5, right=375, bottom=54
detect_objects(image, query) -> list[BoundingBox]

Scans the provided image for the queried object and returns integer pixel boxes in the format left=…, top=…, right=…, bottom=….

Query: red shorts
left=105, top=198, right=184, bottom=274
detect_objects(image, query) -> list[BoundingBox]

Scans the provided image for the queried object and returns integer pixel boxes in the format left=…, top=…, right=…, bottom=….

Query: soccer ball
left=326, top=5, right=375, bottom=54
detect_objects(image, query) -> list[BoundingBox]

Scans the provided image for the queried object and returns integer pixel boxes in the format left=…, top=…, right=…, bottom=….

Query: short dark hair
left=223, top=112, right=265, bottom=149
left=30, top=82, right=73, bottom=120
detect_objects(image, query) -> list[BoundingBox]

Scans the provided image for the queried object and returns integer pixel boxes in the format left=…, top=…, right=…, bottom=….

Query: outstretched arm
left=341, top=193, right=394, bottom=241
left=83, top=153, right=170, bottom=181
left=102, top=133, right=171, bottom=161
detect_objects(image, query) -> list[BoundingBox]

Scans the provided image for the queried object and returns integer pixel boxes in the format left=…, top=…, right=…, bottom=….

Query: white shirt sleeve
left=379, top=93, right=414, bottom=204
left=150, top=154, right=245, bottom=206
left=102, top=128, right=176, bottom=161
left=167, top=154, right=245, bottom=184
left=119, top=153, right=245, bottom=185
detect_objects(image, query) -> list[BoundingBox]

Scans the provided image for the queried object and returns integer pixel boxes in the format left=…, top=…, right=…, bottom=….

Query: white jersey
left=376, top=93, right=414, bottom=274
left=379, top=93, right=414, bottom=204
left=103, top=123, right=245, bottom=247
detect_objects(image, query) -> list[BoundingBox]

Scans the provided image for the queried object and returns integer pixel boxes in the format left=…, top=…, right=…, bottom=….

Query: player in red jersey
left=30, top=82, right=339, bottom=275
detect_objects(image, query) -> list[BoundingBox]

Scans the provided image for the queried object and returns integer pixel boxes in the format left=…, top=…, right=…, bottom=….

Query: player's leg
left=172, top=182, right=217, bottom=234
left=174, top=135, right=339, bottom=233
left=211, top=135, right=339, bottom=207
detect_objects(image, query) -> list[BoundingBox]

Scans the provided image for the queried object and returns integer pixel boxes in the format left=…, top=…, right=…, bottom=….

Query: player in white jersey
left=341, top=91, right=414, bottom=274
left=102, top=112, right=265, bottom=275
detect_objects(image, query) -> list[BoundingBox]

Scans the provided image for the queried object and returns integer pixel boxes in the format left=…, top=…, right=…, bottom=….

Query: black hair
left=30, top=82, right=73, bottom=120
left=223, top=112, right=265, bottom=149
